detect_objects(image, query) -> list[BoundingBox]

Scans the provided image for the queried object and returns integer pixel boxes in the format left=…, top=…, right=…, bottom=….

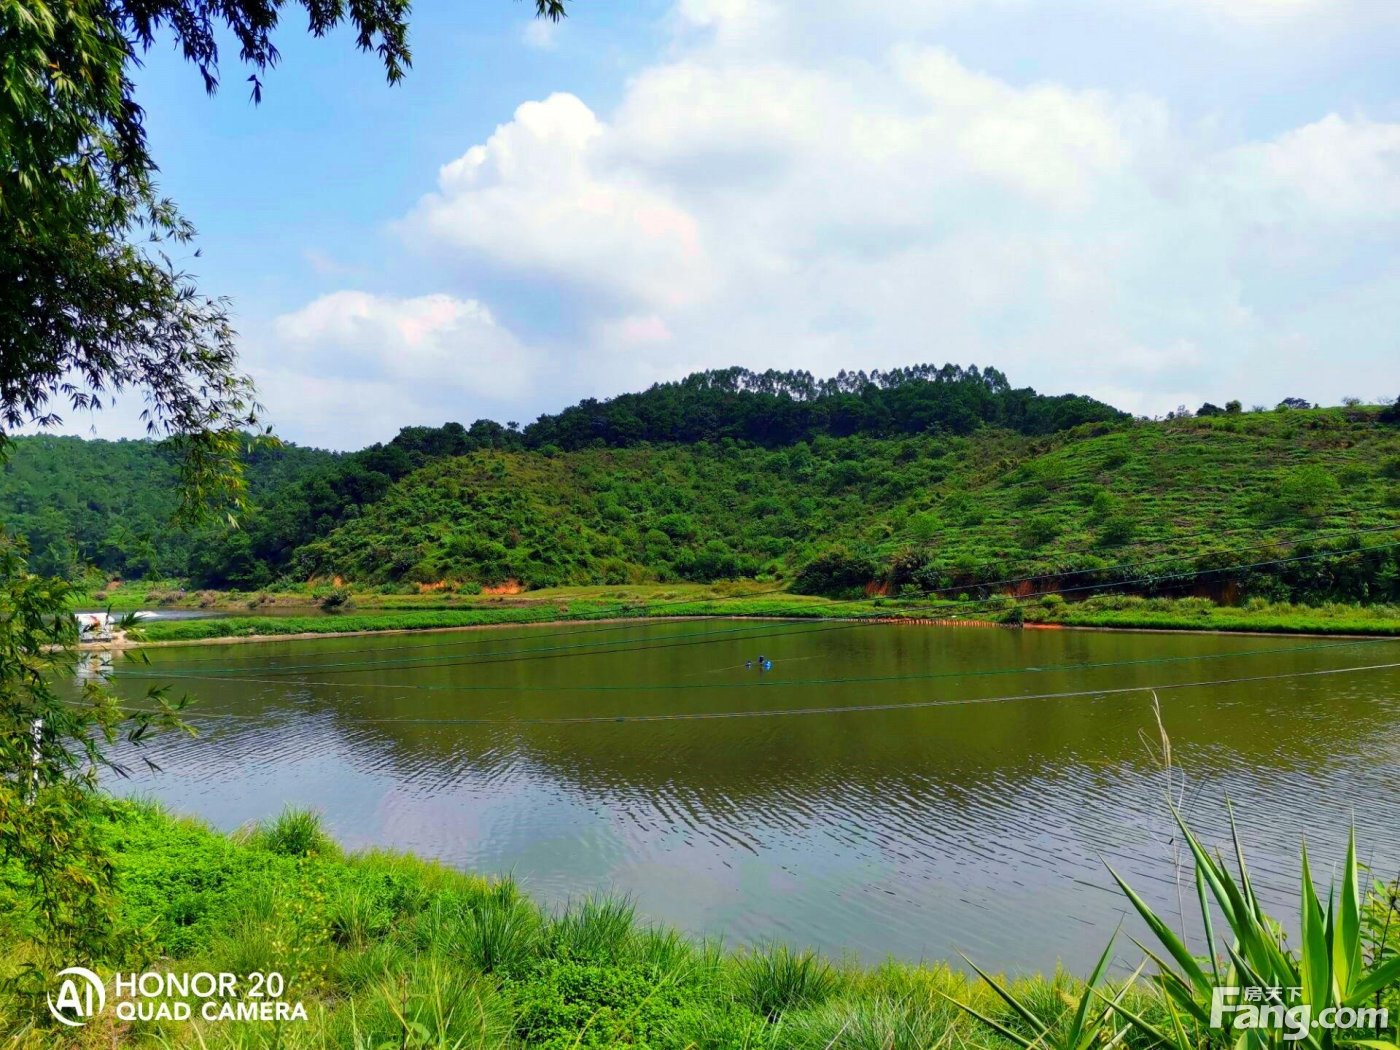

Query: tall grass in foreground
left=956, top=814, right=1400, bottom=1050
left=4, top=787, right=1398, bottom=1047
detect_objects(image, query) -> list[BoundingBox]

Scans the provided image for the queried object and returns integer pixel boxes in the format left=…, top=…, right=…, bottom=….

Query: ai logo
left=47, top=967, right=106, bottom=1027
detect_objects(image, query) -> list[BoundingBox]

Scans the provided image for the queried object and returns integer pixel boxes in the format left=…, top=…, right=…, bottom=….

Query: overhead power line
left=108, top=657, right=1400, bottom=727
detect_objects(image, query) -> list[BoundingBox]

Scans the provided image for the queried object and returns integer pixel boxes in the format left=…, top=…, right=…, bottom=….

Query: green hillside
left=297, top=408, right=1400, bottom=604
left=186, top=364, right=1128, bottom=587
left=4, top=367, right=1398, bottom=606
left=0, top=435, right=336, bottom=579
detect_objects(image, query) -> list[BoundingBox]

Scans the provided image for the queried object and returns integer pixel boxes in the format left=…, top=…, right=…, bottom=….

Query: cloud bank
left=244, top=0, right=1400, bottom=445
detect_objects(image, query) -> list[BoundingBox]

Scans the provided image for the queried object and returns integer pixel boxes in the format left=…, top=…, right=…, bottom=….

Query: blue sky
left=64, top=0, right=1400, bottom=448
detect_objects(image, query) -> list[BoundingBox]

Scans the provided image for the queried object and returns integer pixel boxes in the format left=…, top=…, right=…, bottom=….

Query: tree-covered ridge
left=295, top=408, right=1400, bottom=603
left=185, top=364, right=1128, bottom=584
left=6, top=369, right=1398, bottom=598
left=522, top=364, right=1126, bottom=449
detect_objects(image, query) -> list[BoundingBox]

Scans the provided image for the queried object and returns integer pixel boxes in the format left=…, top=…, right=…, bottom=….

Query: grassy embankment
left=5, top=801, right=1398, bottom=1048
left=0, top=801, right=1185, bottom=1049
left=88, top=581, right=1400, bottom=643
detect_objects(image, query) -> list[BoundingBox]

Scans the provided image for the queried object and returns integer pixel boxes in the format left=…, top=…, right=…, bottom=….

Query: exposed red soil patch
left=481, top=579, right=524, bottom=596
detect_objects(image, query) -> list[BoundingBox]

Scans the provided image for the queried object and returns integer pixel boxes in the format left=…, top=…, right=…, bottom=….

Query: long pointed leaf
left=1107, top=863, right=1209, bottom=990
left=1198, top=863, right=1223, bottom=987
left=1335, top=828, right=1362, bottom=995
left=1172, top=806, right=1242, bottom=929
left=1095, top=989, right=1181, bottom=1049
left=1227, top=803, right=1264, bottom=923
left=1128, top=940, right=1212, bottom=1024
left=1084, top=956, right=1151, bottom=1050
left=1068, top=934, right=1119, bottom=1046
left=935, top=992, right=1038, bottom=1050
left=1347, top=954, right=1400, bottom=1004
left=956, top=953, right=1050, bottom=1037
left=1300, top=843, right=1333, bottom=1008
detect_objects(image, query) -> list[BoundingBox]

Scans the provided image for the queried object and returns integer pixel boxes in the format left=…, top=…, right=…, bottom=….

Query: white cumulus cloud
left=403, top=94, right=710, bottom=310
left=273, top=0, right=1400, bottom=445
left=242, top=291, right=539, bottom=446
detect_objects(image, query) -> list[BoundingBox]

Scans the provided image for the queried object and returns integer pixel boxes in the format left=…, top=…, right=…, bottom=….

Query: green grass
left=3, top=800, right=1396, bottom=1048
left=0, top=802, right=1175, bottom=1049
left=116, top=588, right=1400, bottom=644
left=737, top=945, right=841, bottom=1020
left=130, top=608, right=580, bottom=642
left=1025, top=595, right=1400, bottom=636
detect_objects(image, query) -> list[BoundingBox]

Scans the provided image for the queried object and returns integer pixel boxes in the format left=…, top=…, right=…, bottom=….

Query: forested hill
left=521, top=365, right=1124, bottom=448
left=4, top=366, right=1398, bottom=603
left=0, top=436, right=336, bottom=579
left=0, top=363, right=1120, bottom=584
left=292, top=409, right=1400, bottom=604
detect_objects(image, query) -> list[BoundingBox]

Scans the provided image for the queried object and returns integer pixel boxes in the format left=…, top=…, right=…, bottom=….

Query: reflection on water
left=99, top=620, right=1400, bottom=972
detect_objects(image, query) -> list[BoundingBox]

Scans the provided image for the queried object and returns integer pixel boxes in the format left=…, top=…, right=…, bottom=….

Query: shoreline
left=78, top=610, right=1400, bottom=651
left=76, top=613, right=818, bottom=651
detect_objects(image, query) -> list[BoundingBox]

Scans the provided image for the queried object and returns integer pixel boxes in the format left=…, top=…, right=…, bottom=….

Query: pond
left=99, top=619, right=1400, bottom=973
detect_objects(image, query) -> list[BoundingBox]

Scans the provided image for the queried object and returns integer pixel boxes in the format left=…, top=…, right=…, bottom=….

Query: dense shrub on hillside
left=198, top=409, right=1400, bottom=603
left=791, top=547, right=882, bottom=596
left=290, top=440, right=929, bottom=589
left=1276, top=465, right=1342, bottom=519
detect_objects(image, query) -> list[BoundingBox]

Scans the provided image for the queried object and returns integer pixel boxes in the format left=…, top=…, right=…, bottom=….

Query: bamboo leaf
left=1067, top=934, right=1120, bottom=1046
left=936, top=993, right=1038, bottom=1050
left=1198, top=864, right=1223, bottom=987
left=1130, top=942, right=1212, bottom=1024
left=1227, top=803, right=1264, bottom=923
left=1335, top=828, right=1362, bottom=995
left=1347, top=954, right=1400, bottom=1004
left=1096, top=990, right=1185, bottom=1049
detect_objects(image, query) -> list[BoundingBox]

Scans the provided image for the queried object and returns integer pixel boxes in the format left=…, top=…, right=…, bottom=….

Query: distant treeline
left=0, top=435, right=334, bottom=580
left=523, top=365, right=1124, bottom=448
